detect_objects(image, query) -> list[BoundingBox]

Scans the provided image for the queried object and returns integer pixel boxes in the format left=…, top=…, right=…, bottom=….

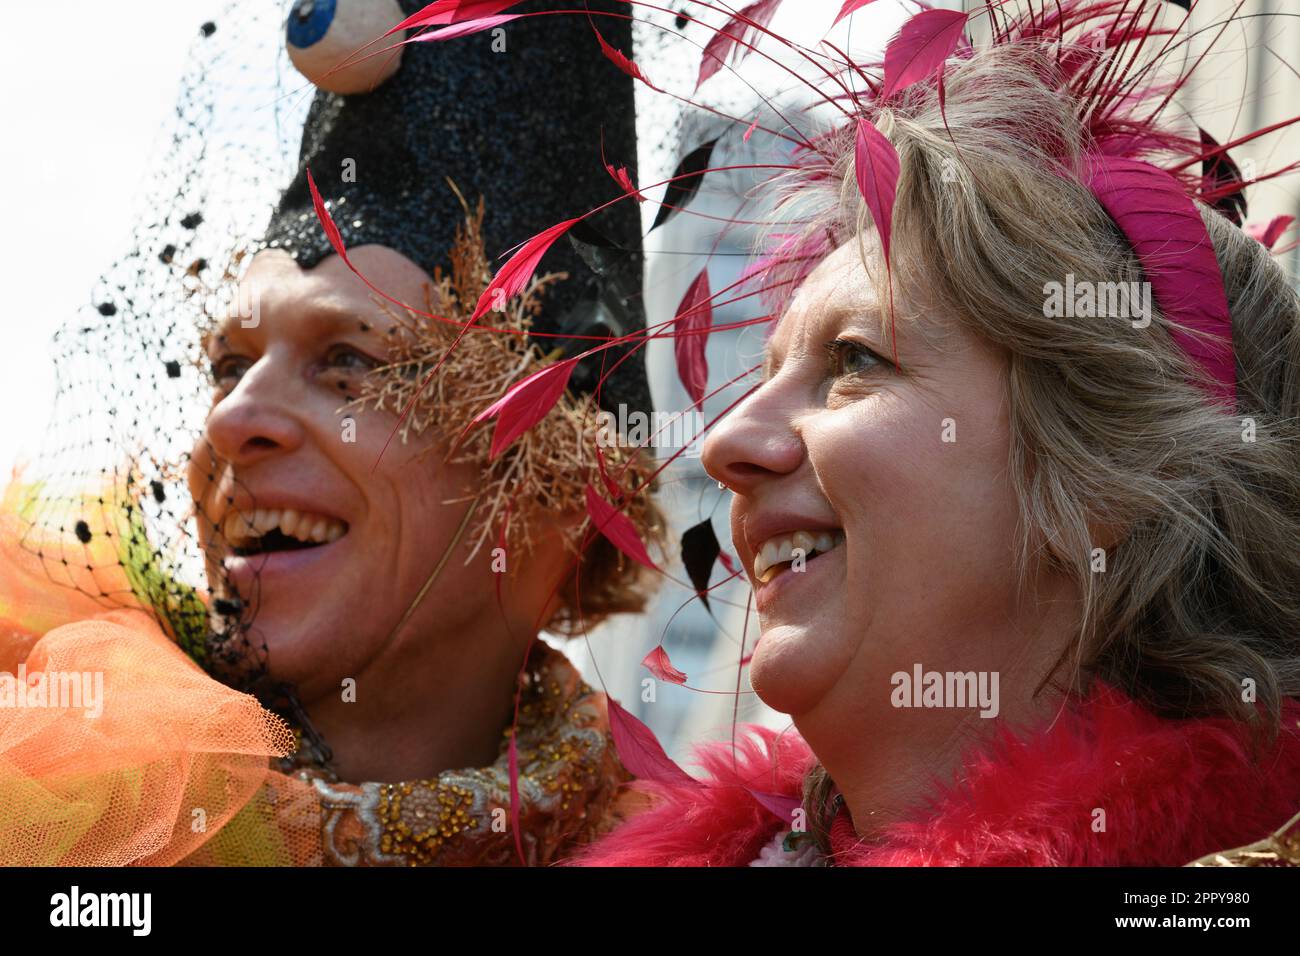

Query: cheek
left=810, top=393, right=1019, bottom=596
left=362, top=440, right=479, bottom=563
left=186, top=439, right=212, bottom=508
left=808, top=399, right=940, bottom=542
left=187, top=435, right=227, bottom=540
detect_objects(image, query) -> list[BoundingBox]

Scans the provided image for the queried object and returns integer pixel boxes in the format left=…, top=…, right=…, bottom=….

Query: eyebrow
left=210, top=296, right=383, bottom=347
left=822, top=303, right=889, bottom=338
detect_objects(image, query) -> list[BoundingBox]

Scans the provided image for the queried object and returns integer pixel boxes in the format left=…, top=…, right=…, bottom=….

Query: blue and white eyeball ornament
left=285, top=0, right=407, bottom=94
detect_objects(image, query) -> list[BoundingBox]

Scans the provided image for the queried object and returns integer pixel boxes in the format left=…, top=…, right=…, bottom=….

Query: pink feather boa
left=571, top=685, right=1300, bottom=866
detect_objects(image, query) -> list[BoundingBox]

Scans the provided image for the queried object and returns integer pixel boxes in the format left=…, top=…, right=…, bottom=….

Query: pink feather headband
left=833, top=3, right=1244, bottom=411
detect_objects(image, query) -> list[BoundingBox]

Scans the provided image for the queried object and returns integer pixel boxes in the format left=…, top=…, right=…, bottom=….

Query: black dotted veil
left=16, top=4, right=314, bottom=724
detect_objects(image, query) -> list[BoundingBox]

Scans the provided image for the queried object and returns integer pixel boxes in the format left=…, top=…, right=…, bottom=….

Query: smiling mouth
left=222, top=508, right=348, bottom=557
left=753, top=530, right=844, bottom=583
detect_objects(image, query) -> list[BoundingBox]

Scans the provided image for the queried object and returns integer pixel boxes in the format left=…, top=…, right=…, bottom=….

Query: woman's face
left=188, top=245, right=555, bottom=700
left=702, top=239, right=1076, bottom=729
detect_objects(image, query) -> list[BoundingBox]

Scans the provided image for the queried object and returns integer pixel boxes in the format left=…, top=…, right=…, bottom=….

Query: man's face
left=188, top=245, right=510, bottom=701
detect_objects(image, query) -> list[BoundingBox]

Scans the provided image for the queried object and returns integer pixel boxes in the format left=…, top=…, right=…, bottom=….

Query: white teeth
left=753, top=529, right=844, bottom=583
left=221, top=507, right=347, bottom=547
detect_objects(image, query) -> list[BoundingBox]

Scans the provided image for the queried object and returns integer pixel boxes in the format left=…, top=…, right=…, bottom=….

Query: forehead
left=210, top=246, right=426, bottom=339
left=765, top=237, right=953, bottom=367
left=767, top=240, right=882, bottom=358
left=239, top=247, right=401, bottom=311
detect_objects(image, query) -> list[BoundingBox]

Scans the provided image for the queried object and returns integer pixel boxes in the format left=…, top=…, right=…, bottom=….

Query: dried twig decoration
left=351, top=190, right=654, bottom=563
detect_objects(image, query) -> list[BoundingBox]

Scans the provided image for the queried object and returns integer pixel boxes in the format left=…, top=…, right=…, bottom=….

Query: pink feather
left=746, top=788, right=802, bottom=823
left=585, top=485, right=658, bottom=571
left=594, top=25, right=659, bottom=92
left=831, top=0, right=884, bottom=29
left=471, top=218, right=579, bottom=322
left=853, top=118, right=900, bottom=264
left=473, top=358, right=576, bottom=460
left=1083, top=155, right=1235, bottom=409
left=386, top=0, right=519, bottom=36
left=881, top=9, right=969, bottom=100
left=1246, top=214, right=1295, bottom=251
left=642, top=646, right=687, bottom=685
left=605, top=162, right=645, bottom=202
left=606, top=696, right=698, bottom=787
left=696, top=0, right=783, bottom=92
left=407, top=14, right=520, bottom=41
left=594, top=446, right=624, bottom=502
left=673, top=269, right=712, bottom=409
left=306, top=168, right=351, bottom=268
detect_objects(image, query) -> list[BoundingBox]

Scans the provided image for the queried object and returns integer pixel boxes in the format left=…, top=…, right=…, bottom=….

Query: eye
left=825, top=337, right=884, bottom=379
left=209, top=354, right=253, bottom=390
left=324, top=343, right=381, bottom=372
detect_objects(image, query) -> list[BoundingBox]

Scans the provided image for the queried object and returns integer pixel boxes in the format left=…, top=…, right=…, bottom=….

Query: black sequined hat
left=263, top=0, right=649, bottom=415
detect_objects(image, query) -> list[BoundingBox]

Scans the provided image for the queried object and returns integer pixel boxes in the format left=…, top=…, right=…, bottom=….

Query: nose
left=203, top=353, right=307, bottom=468
left=701, top=377, right=805, bottom=495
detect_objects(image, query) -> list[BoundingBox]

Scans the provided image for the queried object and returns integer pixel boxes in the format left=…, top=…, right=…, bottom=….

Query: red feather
left=386, top=0, right=519, bottom=36
left=831, top=0, right=885, bottom=29
left=853, top=118, right=900, bottom=264
left=471, top=218, right=579, bottom=322
left=585, top=484, right=658, bottom=571
left=407, top=13, right=519, bottom=41
left=594, top=446, right=624, bottom=502
left=306, top=168, right=351, bottom=268
left=696, top=0, right=783, bottom=92
left=593, top=24, right=659, bottom=91
left=881, top=9, right=969, bottom=100
left=605, top=162, right=645, bottom=202
left=642, top=646, right=687, bottom=685
left=746, top=788, right=802, bottom=823
left=473, top=358, right=576, bottom=460
left=606, top=696, right=697, bottom=787
left=1247, top=214, right=1295, bottom=251
left=1083, top=155, right=1235, bottom=409
left=673, top=269, right=712, bottom=409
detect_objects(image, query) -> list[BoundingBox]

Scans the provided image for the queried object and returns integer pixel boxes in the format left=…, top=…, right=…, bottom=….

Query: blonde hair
left=764, top=44, right=1300, bottom=750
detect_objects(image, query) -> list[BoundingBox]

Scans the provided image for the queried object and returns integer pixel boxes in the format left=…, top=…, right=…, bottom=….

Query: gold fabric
left=301, top=641, right=633, bottom=866
left=1188, top=809, right=1300, bottom=867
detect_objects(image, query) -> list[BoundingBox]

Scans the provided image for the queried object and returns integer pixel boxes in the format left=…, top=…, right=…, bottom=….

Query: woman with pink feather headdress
left=444, top=0, right=1300, bottom=866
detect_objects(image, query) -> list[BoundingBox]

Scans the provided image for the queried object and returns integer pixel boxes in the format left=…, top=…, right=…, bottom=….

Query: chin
left=234, top=597, right=352, bottom=697
left=748, top=621, right=837, bottom=717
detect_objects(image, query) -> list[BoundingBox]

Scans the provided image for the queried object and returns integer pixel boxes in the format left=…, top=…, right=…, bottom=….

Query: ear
left=286, top=0, right=407, bottom=94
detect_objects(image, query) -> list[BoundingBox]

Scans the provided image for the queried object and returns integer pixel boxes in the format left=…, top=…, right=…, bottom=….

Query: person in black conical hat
left=182, top=0, right=662, bottom=862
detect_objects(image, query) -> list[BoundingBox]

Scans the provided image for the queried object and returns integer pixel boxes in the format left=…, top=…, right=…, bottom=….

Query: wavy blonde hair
left=763, top=42, right=1300, bottom=781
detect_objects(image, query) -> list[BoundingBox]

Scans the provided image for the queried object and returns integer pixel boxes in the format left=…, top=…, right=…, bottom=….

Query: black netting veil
left=17, top=4, right=312, bottom=722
